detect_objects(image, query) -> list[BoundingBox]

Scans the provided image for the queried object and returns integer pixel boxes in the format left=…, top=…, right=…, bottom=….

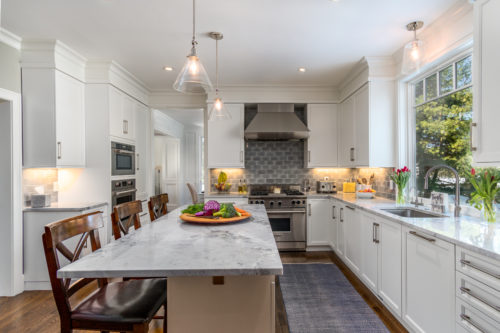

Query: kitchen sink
left=380, top=208, right=446, bottom=218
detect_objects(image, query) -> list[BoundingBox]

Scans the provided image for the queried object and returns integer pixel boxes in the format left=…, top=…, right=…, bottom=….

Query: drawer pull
left=409, top=231, right=435, bottom=242
left=460, top=314, right=486, bottom=333
left=460, top=287, right=500, bottom=312
left=460, top=259, right=500, bottom=279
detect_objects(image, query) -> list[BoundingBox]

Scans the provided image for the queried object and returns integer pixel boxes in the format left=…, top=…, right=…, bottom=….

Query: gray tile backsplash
left=210, top=140, right=395, bottom=198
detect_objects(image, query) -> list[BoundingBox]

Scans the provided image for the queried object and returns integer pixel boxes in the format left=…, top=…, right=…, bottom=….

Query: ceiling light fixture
left=298, top=67, right=306, bottom=72
left=164, top=66, right=173, bottom=71
left=401, top=21, right=425, bottom=74
left=208, top=32, right=231, bottom=121
left=173, top=0, right=212, bottom=94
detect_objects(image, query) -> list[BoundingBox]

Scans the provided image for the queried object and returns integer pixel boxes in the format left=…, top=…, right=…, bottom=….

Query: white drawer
left=456, top=298, right=500, bottom=332
left=456, top=247, right=500, bottom=291
left=457, top=271, right=500, bottom=323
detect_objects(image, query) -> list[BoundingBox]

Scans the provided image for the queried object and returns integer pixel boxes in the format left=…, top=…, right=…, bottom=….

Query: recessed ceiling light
left=298, top=67, right=306, bottom=72
left=164, top=66, right=173, bottom=71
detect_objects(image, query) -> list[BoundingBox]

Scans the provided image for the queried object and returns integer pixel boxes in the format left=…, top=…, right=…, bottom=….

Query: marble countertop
left=310, top=192, right=500, bottom=261
left=57, top=204, right=282, bottom=279
left=205, top=192, right=249, bottom=198
left=23, top=201, right=108, bottom=212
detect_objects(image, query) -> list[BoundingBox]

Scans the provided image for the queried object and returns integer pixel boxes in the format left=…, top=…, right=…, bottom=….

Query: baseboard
left=24, top=281, right=51, bottom=290
left=306, top=246, right=332, bottom=252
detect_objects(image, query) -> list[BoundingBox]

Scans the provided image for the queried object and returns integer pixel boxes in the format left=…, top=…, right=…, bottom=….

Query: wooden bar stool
left=42, top=211, right=167, bottom=333
left=148, top=193, right=169, bottom=222
left=111, top=200, right=143, bottom=240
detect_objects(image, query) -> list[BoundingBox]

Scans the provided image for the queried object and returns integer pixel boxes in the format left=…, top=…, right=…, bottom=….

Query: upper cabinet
left=472, top=0, right=500, bottom=164
left=305, top=104, right=339, bottom=168
left=207, top=104, right=245, bottom=168
left=109, top=86, right=136, bottom=142
left=22, top=68, right=85, bottom=167
left=338, top=81, right=396, bottom=168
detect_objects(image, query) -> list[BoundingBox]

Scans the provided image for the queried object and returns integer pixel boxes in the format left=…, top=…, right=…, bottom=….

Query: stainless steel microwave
left=111, top=141, right=135, bottom=176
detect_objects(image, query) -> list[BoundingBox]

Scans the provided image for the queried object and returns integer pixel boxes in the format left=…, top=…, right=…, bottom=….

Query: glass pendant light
left=173, top=0, right=213, bottom=94
left=401, top=21, right=425, bottom=75
left=208, top=32, right=231, bottom=121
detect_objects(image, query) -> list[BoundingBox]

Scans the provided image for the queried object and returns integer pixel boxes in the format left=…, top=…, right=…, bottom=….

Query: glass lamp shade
left=401, top=39, right=425, bottom=74
left=208, top=97, right=231, bottom=121
left=173, top=55, right=213, bottom=94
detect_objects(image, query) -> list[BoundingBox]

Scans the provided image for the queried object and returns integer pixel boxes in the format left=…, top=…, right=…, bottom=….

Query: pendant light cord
left=215, top=38, right=219, bottom=94
left=192, top=0, right=197, bottom=47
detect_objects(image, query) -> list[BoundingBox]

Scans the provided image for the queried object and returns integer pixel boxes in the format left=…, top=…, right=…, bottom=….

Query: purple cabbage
left=203, top=200, right=220, bottom=212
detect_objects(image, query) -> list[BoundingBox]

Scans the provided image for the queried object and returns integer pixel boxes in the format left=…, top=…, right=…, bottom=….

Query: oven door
left=112, top=189, right=137, bottom=207
left=266, top=209, right=306, bottom=243
left=112, top=148, right=135, bottom=176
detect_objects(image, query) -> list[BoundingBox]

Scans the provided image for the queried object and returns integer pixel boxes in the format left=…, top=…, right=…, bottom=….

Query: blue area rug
left=279, top=263, right=389, bottom=333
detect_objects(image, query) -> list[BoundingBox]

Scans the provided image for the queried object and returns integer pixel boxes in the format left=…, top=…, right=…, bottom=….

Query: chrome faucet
left=424, top=165, right=461, bottom=217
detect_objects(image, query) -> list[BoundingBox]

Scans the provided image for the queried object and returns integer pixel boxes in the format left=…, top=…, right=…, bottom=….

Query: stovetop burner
left=283, top=190, right=304, bottom=196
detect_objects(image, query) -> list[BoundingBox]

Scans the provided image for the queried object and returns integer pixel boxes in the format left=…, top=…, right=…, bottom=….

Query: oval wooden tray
left=179, top=213, right=252, bottom=224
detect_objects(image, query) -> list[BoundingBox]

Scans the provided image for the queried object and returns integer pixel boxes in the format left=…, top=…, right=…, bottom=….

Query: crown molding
left=20, top=39, right=87, bottom=81
left=149, top=90, right=207, bottom=109
left=0, top=28, right=22, bottom=50
left=86, top=60, right=150, bottom=105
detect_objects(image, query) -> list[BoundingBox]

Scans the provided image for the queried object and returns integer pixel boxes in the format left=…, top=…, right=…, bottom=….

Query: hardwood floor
left=0, top=251, right=406, bottom=333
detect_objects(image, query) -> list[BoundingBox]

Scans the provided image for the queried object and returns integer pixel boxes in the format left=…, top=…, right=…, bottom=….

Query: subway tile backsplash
left=210, top=141, right=395, bottom=198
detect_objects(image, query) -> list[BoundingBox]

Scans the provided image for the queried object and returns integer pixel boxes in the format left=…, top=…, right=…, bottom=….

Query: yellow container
left=342, top=182, right=356, bottom=193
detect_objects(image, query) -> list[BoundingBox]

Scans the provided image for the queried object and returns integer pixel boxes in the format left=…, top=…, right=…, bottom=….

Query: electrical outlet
left=389, top=180, right=394, bottom=190
left=324, top=176, right=329, bottom=181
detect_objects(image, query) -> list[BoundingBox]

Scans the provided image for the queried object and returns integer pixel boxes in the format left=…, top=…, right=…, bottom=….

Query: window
left=411, top=54, right=490, bottom=203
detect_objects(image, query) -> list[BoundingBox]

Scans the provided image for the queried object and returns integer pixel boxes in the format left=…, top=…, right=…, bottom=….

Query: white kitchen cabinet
left=472, top=0, right=500, bottom=164
left=343, top=204, right=362, bottom=274
left=207, top=104, right=245, bottom=168
left=305, top=104, right=338, bottom=167
left=336, top=202, right=346, bottom=258
left=135, top=103, right=150, bottom=198
left=22, top=68, right=85, bottom=167
left=403, top=227, right=455, bottom=333
left=23, top=204, right=108, bottom=290
left=329, top=200, right=339, bottom=250
left=307, top=198, right=331, bottom=246
left=338, top=81, right=395, bottom=168
left=360, top=212, right=378, bottom=292
left=109, top=86, right=136, bottom=142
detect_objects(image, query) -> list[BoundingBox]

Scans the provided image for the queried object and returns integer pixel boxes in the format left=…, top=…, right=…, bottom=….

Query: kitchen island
left=58, top=204, right=282, bottom=333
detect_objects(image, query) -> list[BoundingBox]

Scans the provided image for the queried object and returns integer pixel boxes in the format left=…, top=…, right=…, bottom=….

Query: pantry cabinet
left=305, top=104, right=338, bottom=167
left=402, top=227, right=455, bottom=333
left=22, top=68, right=85, bottom=167
left=307, top=198, right=332, bottom=246
left=109, top=86, right=136, bottom=142
left=207, top=104, right=245, bottom=168
left=472, top=0, right=500, bottom=164
left=338, top=81, right=395, bottom=168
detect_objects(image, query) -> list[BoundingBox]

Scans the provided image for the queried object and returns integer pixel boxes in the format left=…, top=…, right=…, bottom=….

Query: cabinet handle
left=123, top=120, right=128, bottom=134
left=308, top=203, right=311, bottom=216
left=136, top=153, right=139, bottom=170
left=240, top=150, right=243, bottom=163
left=345, top=205, right=355, bottom=210
left=460, top=314, right=486, bottom=333
left=332, top=206, right=336, bottom=220
left=308, top=150, right=311, bottom=163
left=374, top=223, right=380, bottom=243
left=470, top=122, right=477, bottom=152
left=460, top=287, right=500, bottom=312
left=57, top=142, right=62, bottom=159
left=340, top=207, right=344, bottom=222
left=409, top=231, right=435, bottom=243
left=460, top=259, right=500, bottom=279
left=350, top=147, right=355, bottom=162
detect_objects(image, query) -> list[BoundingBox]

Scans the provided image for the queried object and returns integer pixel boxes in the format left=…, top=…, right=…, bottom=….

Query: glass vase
left=396, top=185, right=407, bottom=206
left=481, top=199, right=497, bottom=223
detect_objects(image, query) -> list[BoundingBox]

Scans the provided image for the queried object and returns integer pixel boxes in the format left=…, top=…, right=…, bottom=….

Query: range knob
left=278, top=201, right=282, bottom=206
left=249, top=200, right=254, bottom=204
left=302, top=200, right=306, bottom=204
left=270, top=201, right=274, bottom=206
left=260, top=200, right=265, bottom=204
left=291, top=200, right=296, bottom=205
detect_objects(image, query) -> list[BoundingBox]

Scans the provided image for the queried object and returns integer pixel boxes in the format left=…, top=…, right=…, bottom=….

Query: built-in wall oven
left=111, top=141, right=135, bottom=176
left=112, top=179, right=136, bottom=207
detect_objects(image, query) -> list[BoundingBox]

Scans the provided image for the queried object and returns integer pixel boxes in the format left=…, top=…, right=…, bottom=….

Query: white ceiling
left=2, top=0, right=459, bottom=90
left=161, top=109, right=204, bottom=128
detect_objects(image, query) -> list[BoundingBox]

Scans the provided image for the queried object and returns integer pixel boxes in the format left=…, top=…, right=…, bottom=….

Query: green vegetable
left=213, top=203, right=239, bottom=218
left=181, top=203, right=205, bottom=214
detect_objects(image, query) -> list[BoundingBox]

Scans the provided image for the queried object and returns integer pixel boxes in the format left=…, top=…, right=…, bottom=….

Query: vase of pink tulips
left=468, top=168, right=498, bottom=222
left=390, top=167, right=411, bottom=205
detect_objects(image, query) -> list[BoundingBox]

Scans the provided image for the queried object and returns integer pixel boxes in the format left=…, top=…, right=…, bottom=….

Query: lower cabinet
left=343, top=204, right=362, bottom=274
left=360, top=212, right=379, bottom=291
left=336, top=202, right=346, bottom=258
left=402, top=227, right=455, bottom=333
left=307, top=198, right=332, bottom=246
left=329, top=200, right=339, bottom=250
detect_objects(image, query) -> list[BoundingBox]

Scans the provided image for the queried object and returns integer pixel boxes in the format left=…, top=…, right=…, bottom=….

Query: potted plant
left=390, top=167, right=411, bottom=205
left=468, top=168, right=499, bottom=222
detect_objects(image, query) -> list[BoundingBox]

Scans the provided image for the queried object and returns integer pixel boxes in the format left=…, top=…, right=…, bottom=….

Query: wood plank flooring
left=0, top=251, right=407, bottom=333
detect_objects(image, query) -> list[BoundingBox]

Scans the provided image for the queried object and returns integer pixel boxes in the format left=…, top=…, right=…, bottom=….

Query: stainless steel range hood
left=244, top=104, right=310, bottom=140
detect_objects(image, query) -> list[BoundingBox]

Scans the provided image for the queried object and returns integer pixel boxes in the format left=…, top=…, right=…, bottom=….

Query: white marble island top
left=57, top=204, right=283, bottom=279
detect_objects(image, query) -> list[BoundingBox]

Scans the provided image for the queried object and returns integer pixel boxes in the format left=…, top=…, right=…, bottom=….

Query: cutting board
left=180, top=213, right=252, bottom=224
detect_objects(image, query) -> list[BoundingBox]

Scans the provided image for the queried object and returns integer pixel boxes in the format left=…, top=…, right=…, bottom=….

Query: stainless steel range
left=249, top=185, right=307, bottom=251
